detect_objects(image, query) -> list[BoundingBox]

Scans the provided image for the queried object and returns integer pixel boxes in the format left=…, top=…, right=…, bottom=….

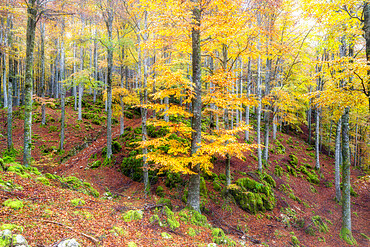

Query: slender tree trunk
left=2, top=20, right=7, bottom=109
left=245, top=58, right=251, bottom=142
left=120, top=46, right=125, bottom=135
left=340, top=107, right=356, bottom=245
left=335, top=118, right=341, bottom=202
left=187, top=0, right=202, bottom=212
left=78, top=18, right=85, bottom=120
left=256, top=52, right=262, bottom=171
left=23, top=0, right=38, bottom=167
left=263, top=58, right=272, bottom=162
left=59, top=20, right=66, bottom=150
left=40, top=21, right=46, bottom=125
left=73, top=40, right=77, bottom=110
left=105, top=4, right=113, bottom=160
left=141, top=10, right=149, bottom=193
left=7, top=15, right=13, bottom=150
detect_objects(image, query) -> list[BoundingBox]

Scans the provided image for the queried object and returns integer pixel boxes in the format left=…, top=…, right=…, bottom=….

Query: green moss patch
left=229, top=177, right=275, bottom=214
left=122, top=210, right=143, bottom=222
left=2, top=199, right=24, bottom=210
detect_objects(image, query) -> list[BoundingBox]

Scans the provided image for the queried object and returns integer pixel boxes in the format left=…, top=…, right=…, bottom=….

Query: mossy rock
left=36, top=177, right=50, bottom=186
left=274, top=165, right=283, bottom=177
left=212, top=228, right=236, bottom=246
left=44, top=173, right=56, bottom=180
left=190, top=209, right=208, bottom=227
left=287, top=165, right=297, bottom=177
left=89, top=160, right=101, bottom=169
left=122, top=210, right=143, bottom=222
left=165, top=172, right=184, bottom=189
left=70, top=198, right=85, bottom=206
left=229, top=177, right=275, bottom=214
left=0, top=224, right=22, bottom=232
left=260, top=172, right=276, bottom=188
left=157, top=198, right=172, bottom=210
left=291, top=235, right=300, bottom=247
left=111, top=226, right=128, bottom=237
left=200, top=176, right=207, bottom=196
left=2, top=199, right=24, bottom=210
left=188, top=227, right=197, bottom=237
left=149, top=214, right=165, bottom=227
left=161, top=232, right=172, bottom=239
left=275, top=140, right=286, bottom=154
left=306, top=215, right=329, bottom=236
left=289, top=154, right=298, bottom=168
left=156, top=186, right=165, bottom=197
left=213, top=180, right=222, bottom=191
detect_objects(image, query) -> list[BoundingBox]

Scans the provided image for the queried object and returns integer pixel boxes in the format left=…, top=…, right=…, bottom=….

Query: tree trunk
left=256, top=52, right=262, bottom=171
left=340, top=107, right=356, bottom=245
left=23, top=0, right=38, bottom=167
left=105, top=4, right=113, bottom=160
left=40, top=21, right=46, bottom=125
left=335, top=118, right=341, bottom=202
left=7, top=15, right=13, bottom=150
left=141, top=10, right=149, bottom=194
left=245, top=58, right=251, bottom=142
left=187, top=0, right=202, bottom=212
left=59, top=20, right=66, bottom=150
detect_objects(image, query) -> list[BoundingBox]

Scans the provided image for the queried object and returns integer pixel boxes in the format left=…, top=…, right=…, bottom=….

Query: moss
left=360, top=233, right=370, bottom=240
left=127, top=242, right=137, bottom=247
left=182, top=189, right=188, bottom=204
left=149, top=214, right=165, bottom=227
left=157, top=198, right=172, bottom=210
left=274, top=165, right=283, bottom=177
left=161, top=232, right=172, bottom=239
left=0, top=224, right=22, bottom=232
left=73, top=210, right=93, bottom=220
left=167, top=216, right=180, bottom=230
left=289, top=154, right=298, bottom=168
left=7, top=164, right=25, bottom=175
left=89, top=160, right=101, bottom=169
left=212, top=228, right=236, bottom=246
left=44, top=173, right=56, bottom=180
left=36, top=176, right=50, bottom=186
left=200, top=176, right=207, bottom=196
left=111, top=226, right=128, bottom=236
left=261, top=172, right=276, bottom=188
left=291, top=235, right=300, bottom=247
left=2, top=199, right=23, bottom=210
left=122, top=210, right=143, bottom=222
left=188, top=227, right=197, bottom=237
left=340, top=227, right=357, bottom=246
left=70, top=198, right=85, bottom=206
left=179, top=209, right=190, bottom=222
left=286, top=165, right=297, bottom=177
left=275, top=139, right=286, bottom=154
left=213, top=179, right=222, bottom=191
left=229, top=177, right=275, bottom=214
left=190, top=210, right=208, bottom=227
left=165, top=172, right=183, bottom=189
left=156, top=186, right=164, bottom=197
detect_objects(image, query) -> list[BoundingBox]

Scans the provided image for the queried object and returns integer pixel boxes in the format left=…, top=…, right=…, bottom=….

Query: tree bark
left=340, top=107, right=356, bottom=245
left=335, top=118, right=341, bottom=202
left=141, top=10, right=149, bottom=194
left=59, top=20, right=66, bottom=150
left=23, top=0, right=38, bottom=167
left=105, top=3, right=113, bottom=160
left=7, top=15, right=13, bottom=150
left=40, top=21, right=46, bottom=125
left=187, top=0, right=202, bottom=212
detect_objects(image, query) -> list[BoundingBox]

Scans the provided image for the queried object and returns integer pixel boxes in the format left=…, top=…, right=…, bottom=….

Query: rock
left=207, top=244, right=217, bottom=247
left=0, top=229, right=12, bottom=237
left=58, top=239, right=81, bottom=247
left=14, top=234, right=28, bottom=246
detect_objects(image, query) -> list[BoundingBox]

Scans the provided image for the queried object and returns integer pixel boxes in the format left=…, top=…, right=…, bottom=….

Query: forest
left=0, top=0, right=369, bottom=246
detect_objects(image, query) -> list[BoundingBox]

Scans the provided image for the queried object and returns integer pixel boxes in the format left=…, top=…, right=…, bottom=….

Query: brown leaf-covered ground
left=0, top=98, right=369, bottom=247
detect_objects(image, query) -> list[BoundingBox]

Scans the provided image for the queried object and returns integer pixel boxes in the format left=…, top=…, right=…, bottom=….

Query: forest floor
left=0, top=97, right=369, bottom=247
